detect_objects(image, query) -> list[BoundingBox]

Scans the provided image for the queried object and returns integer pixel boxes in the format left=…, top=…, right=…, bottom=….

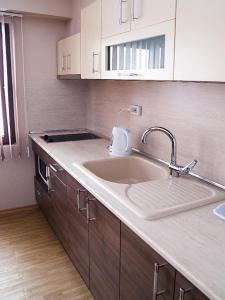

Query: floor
left=0, top=207, right=93, bottom=300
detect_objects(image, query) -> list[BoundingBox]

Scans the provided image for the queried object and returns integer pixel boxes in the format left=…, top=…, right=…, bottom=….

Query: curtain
left=0, top=13, right=28, bottom=161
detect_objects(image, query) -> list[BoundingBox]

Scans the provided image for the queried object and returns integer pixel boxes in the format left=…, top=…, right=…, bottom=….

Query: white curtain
left=0, top=13, right=28, bottom=161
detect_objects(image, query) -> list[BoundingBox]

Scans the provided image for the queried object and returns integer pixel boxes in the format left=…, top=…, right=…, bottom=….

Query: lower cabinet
left=174, top=272, right=209, bottom=300
left=120, top=224, right=175, bottom=300
left=88, top=197, right=120, bottom=300
left=66, top=174, right=89, bottom=286
left=34, top=177, right=52, bottom=222
left=33, top=143, right=209, bottom=300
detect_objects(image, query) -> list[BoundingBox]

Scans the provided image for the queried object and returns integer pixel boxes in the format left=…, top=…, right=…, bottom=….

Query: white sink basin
left=82, top=156, right=168, bottom=184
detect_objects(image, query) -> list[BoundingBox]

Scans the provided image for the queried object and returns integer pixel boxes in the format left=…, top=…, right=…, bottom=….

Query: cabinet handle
left=119, top=0, right=128, bottom=24
left=86, top=197, right=96, bottom=224
left=132, top=0, right=140, bottom=20
left=67, top=54, right=71, bottom=71
left=77, top=188, right=87, bottom=212
left=153, top=262, right=167, bottom=300
left=179, top=287, right=192, bottom=300
left=92, top=52, right=99, bottom=73
left=62, top=55, right=66, bottom=71
left=117, top=72, right=140, bottom=76
left=49, top=163, right=64, bottom=173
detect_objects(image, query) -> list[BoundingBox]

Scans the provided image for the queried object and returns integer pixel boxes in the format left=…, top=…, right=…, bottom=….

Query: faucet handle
left=182, top=159, right=198, bottom=174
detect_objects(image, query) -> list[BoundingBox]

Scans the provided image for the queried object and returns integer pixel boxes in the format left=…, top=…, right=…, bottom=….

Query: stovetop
left=37, top=129, right=101, bottom=143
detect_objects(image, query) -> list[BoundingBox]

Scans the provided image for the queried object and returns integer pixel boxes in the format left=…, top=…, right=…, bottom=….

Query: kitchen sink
left=82, top=156, right=168, bottom=184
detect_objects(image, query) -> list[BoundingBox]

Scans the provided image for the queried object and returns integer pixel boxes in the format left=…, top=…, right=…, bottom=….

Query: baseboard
left=0, top=204, right=39, bottom=216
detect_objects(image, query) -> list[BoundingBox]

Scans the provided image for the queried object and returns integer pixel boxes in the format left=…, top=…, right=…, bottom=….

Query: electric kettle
left=110, top=126, right=132, bottom=157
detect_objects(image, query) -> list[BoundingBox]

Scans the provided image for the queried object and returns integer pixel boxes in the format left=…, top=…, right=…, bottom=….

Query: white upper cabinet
left=101, top=0, right=131, bottom=38
left=131, top=0, right=176, bottom=31
left=101, top=0, right=176, bottom=38
left=101, top=20, right=175, bottom=80
left=81, top=0, right=101, bottom=79
left=57, top=33, right=81, bottom=76
left=174, top=0, right=225, bottom=82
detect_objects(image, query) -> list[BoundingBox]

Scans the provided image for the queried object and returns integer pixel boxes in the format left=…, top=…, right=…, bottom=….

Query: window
left=0, top=22, right=16, bottom=146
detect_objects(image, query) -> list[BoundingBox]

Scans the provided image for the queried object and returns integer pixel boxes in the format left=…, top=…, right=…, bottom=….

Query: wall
left=0, top=16, right=86, bottom=210
left=24, top=17, right=86, bottom=132
left=67, top=0, right=95, bottom=35
left=0, top=0, right=73, bottom=18
left=85, top=80, right=225, bottom=186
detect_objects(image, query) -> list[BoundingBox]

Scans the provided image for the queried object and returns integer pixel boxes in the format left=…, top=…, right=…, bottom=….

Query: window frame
left=0, top=22, right=16, bottom=146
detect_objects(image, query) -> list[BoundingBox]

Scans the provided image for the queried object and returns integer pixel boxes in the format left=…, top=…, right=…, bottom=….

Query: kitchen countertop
left=30, top=134, right=225, bottom=300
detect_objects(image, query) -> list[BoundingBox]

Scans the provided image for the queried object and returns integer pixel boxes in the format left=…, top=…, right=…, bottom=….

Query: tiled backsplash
left=85, top=80, right=225, bottom=185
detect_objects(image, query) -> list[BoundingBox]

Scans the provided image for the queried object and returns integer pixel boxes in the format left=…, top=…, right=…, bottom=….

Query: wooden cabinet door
left=131, top=0, right=176, bottom=31
left=57, top=39, right=64, bottom=75
left=174, top=272, right=209, bottom=300
left=34, top=177, right=52, bottom=223
left=48, top=166, right=69, bottom=248
left=88, top=197, right=120, bottom=300
left=174, top=0, right=225, bottom=81
left=66, top=34, right=81, bottom=75
left=66, top=174, right=89, bottom=286
left=120, top=224, right=175, bottom=300
left=81, top=0, right=101, bottom=79
left=101, top=0, right=131, bottom=38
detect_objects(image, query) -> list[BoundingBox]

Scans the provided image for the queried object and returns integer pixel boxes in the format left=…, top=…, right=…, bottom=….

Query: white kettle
left=110, top=126, right=132, bottom=157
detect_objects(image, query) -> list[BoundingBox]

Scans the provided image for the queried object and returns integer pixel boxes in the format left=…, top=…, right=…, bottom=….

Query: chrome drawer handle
left=49, top=163, right=64, bottom=173
left=179, top=287, right=192, bottom=300
left=92, top=52, right=99, bottom=73
left=153, top=262, right=167, bottom=300
left=77, top=188, right=87, bottom=212
left=86, top=197, right=96, bottom=224
left=117, top=72, right=140, bottom=76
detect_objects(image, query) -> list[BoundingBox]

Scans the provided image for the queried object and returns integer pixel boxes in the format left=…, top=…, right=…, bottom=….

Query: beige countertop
left=30, top=134, right=225, bottom=300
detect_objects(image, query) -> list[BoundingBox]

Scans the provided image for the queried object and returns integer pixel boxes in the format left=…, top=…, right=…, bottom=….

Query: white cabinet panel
left=174, top=0, right=225, bottom=82
left=81, top=0, right=101, bottom=79
left=101, top=20, right=175, bottom=80
left=57, top=33, right=81, bottom=76
left=131, top=0, right=176, bottom=31
left=101, top=0, right=131, bottom=38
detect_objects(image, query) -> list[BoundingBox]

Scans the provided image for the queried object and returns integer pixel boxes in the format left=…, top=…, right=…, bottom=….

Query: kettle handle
left=122, top=128, right=131, bottom=152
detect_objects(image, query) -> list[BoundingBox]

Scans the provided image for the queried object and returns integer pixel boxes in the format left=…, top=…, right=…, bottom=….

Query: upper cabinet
left=131, top=0, right=176, bottom=31
left=81, top=0, right=101, bottom=79
left=101, top=20, right=175, bottom=80
left=174, top=0, right=225, bottom=82
left=57, top=33, right=81, bottom=77
left=101, top=0, right=176, bottom=38
left=101, top=0, right=131, bottom=38
left=100, top=0, right=176, bottom=80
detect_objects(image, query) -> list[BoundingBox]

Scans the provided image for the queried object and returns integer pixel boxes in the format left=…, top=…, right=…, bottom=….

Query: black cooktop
left=41, top=132, right=101, bottom=143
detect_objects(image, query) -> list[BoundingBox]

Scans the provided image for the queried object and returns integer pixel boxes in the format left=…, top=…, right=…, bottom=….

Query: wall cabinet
left=101, top=0, right=176, bottom=38
left=81, top=0, right=101, bottom=79
left=101, top=20, right=175, bottom=80
left=174, top=0, right=225, bottom=82
left=57, top=33, right=81, bottom=76
left=130, top=0, right=176, bottom=31
left=32, top=141, right=209, bottom=300
left=101, top=0, right=131, bottom=38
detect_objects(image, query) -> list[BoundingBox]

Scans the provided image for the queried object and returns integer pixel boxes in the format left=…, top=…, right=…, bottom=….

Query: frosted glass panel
left=107, top=35, right=165, bottom=71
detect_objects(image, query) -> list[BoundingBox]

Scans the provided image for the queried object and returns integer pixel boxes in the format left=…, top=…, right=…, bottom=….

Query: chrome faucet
left=141, top=126, right=197, bottom=176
